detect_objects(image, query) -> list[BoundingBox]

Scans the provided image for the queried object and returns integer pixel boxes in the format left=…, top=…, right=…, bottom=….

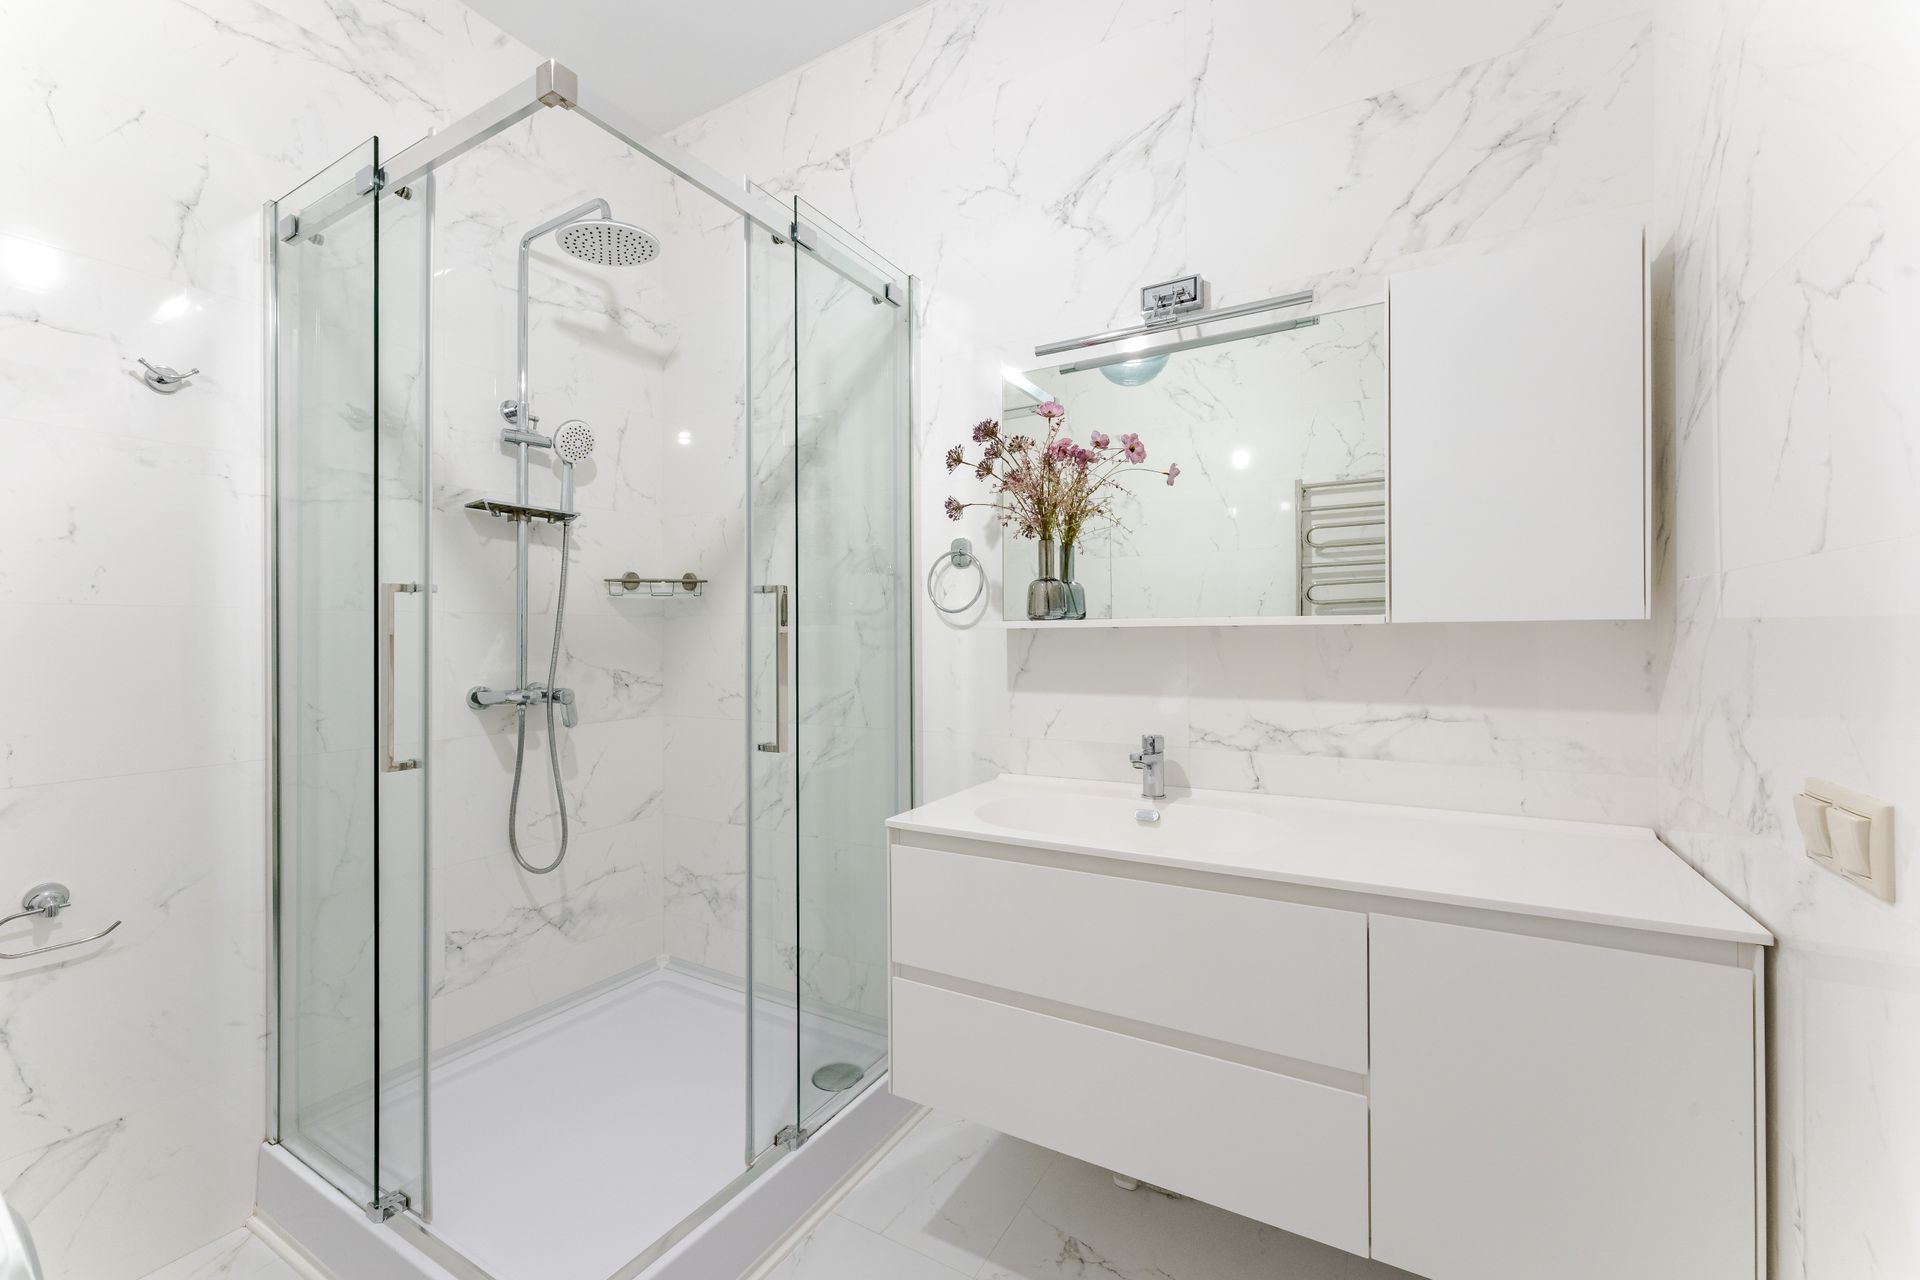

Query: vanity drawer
left=891, top=843, right=1368, bottom=1071
left=892, top=978, right=1370, bottom=1256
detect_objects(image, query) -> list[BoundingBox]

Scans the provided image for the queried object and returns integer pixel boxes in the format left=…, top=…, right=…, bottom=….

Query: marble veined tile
left=766, top=1213, right=976, bottom=1280
left=980, top=1155, right=1415, bottom=1280
left=139, top=1230, right=304, bottom=1280
left=837, top=1111, right=1056, bottom=1273
left=1715, top=148, right=1920, bottom=574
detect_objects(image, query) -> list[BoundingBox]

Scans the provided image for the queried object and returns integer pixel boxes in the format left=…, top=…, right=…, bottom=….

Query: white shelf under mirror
left=1000, top=614, right=1387, bottom=630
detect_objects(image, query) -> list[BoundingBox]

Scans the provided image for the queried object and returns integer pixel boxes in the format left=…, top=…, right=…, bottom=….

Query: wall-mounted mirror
left=998, top=300, right=1386, bottom=624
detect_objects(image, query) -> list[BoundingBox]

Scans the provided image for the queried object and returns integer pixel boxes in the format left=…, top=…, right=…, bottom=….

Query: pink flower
left=1166, top=462, right=1181, bottom=485
left=1047, top=437, right=1078, bottom=461
left=1090, top=431, right=1110, bottom=450
left=1036, top=400, right=1066, bottom=420
left=944, top=444, right=966, bottom=472
left=1121, top=433, right=1145, bottom=464
left=944, top=496, right=964, bottom=520
left=972, top=419, right=999, bottom=443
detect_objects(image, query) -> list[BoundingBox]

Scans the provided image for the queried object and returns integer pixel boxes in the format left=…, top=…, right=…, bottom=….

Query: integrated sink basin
left=972, top=790, right=1283, bottom=857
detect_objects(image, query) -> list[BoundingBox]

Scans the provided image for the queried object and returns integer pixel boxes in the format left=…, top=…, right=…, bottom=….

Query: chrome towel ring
left=927, top=538, right=987, bottom=614
left=0, top=883, right=121, bottom=961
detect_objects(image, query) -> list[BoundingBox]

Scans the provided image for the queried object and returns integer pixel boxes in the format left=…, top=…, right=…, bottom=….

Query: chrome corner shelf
left=606, top=572, right=706, bottom=598
left=464, top=497, right=580, bottom=524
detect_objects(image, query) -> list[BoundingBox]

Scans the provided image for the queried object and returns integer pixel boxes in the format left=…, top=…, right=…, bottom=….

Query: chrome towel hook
left=0, top=883, right=122, bottom=961
left=137, top=357, right=199, bottom=393
left=927, top=537, right=987, bottom=614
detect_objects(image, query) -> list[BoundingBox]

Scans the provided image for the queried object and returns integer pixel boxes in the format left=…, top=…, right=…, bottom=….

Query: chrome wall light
left=1033, top=275, right=1318, bottom=386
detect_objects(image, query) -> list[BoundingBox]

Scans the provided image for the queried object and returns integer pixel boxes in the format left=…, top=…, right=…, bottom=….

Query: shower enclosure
left=265, top=62, right=912, bottom=1280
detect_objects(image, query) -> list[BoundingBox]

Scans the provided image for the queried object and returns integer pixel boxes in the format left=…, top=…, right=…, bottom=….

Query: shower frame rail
left=286, top=62, right=906, bottom=306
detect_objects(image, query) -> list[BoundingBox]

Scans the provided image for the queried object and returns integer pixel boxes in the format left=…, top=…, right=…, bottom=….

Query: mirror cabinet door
left=1388, top=220, right=1650, bottom=623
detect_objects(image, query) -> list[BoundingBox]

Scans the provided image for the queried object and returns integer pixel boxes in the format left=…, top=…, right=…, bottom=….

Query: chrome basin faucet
left=1130, top=733, right=1167, bottom=799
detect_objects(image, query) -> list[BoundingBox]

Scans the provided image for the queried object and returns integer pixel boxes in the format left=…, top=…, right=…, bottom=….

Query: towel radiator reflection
left=1297, top=476, right=1386, bottom=616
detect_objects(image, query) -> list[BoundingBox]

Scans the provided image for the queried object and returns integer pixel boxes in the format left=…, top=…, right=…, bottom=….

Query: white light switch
left=1802, top=778, right=1895, bottom=903
left=1826, top=807, right=1873, bottom=876
left=1793, top=792, right=1833, bottom=860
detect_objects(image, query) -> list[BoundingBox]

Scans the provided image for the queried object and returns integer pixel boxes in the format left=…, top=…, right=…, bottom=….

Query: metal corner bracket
left=366, top=1188, right=410, bottom=1222
left=535, top=59, right=579, bottom=110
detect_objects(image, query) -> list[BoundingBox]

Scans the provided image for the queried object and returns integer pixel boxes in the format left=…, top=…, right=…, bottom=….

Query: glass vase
left=1058, top=541, right=1087, bottom=620
left=1026, top=538, right=1072, bottom=621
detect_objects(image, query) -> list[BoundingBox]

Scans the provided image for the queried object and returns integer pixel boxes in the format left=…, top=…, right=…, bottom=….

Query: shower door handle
left=380, top=583, right=422, bottom=773
left=755, top=584, right=789, bottom=753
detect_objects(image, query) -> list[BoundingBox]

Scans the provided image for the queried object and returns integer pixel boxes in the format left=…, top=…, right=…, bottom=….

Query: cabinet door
left=1369, top=915, right=1756, bottom=1280
left=1388, top=221, right=1647, bottom=621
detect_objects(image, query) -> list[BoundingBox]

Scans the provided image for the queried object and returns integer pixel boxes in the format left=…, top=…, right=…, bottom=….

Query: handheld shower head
left=557, top=219, right=660, bottom=267
left=553, top=419, right=594, bottom=512
left=553, top=419, right=595, bottom=465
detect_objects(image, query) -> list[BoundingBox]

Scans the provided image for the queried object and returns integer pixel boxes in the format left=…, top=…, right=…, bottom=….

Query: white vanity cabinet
left=1388, top=219, right=1650, bottom=622
left=886, top=777, right=1770, bottom=1280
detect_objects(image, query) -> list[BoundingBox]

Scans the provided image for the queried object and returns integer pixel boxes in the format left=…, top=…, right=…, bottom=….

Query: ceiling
left=462, top=0, right=930, bottom=133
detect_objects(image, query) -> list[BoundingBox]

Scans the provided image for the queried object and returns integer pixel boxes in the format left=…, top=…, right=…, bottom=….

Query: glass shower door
left=790, top=199, right=911, bottom=1132
left=745, top=210, right=803, bottom=1160
left=746, top=194, right=911, bottom=1155
left=271, top=137, right=428, bottom=1218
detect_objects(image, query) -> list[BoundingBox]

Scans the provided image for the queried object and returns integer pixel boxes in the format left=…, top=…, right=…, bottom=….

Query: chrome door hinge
left=774, top=1124, right=810, bottom=1151
left=366, top=1188, right=409, bottom=1222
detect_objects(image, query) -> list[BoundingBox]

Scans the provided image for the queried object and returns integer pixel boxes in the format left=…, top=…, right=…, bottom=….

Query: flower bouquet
left=945, top=401, right=1179, bottom=619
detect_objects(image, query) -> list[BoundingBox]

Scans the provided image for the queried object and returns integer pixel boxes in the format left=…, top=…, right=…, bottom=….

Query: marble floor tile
left=836, top=1110, right=1057, bottom=1274
left=765, top=1110, right=1418, bottom=1280
left=978, top=1152, right=1417, bottom=1280
left=139, top=1229, right=305, bottom=1280
left=765, top=1213, right=976, bottom=1280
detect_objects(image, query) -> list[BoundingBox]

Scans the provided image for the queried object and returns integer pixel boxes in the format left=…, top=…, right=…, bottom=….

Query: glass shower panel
left=791, top=199, right=911, bottom=1130
left=746, top=209, right=803, bottom=1158
left=373, top=170, right=432, bottom=1212
left=272, top=139, right=384, bottom=1207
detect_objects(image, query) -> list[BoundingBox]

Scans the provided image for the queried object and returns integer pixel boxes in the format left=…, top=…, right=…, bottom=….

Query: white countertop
left=887, top=775, right=1771, bottom=946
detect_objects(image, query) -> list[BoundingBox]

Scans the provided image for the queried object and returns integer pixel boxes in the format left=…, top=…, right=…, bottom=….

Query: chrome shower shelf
left=606, top=572, right=706, bottom=598
left=464, top=498, right=580, bottom=524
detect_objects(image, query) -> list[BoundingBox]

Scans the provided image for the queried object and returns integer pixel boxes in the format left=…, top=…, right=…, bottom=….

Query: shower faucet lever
left=467, top=684, right=575, bottom=724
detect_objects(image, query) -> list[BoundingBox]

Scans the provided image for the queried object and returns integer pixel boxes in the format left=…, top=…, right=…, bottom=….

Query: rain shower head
left=553, top=419, right=595, bottom=464
left=556, top=218, right=660, bottom=267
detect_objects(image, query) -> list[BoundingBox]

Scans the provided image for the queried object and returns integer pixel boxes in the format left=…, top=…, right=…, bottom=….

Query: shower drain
left=810, top=1061, right=866, bottom=1093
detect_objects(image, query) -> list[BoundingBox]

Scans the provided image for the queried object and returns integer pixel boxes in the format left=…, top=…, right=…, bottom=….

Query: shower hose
left=507, top=521, right=572, bottom=875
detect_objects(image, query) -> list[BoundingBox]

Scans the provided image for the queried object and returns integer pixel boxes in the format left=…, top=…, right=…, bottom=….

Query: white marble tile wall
left=420, top=104, right=683, bottom=1049
left=0, top=2, right=530, bottom=1277
left=672, top=0, right=1665, bottom=825
left=1652, top=2, right=1920, bottom=1276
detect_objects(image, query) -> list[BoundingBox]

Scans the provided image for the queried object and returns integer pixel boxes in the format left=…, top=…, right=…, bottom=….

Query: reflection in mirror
left=1001, top=301, right=1386, bottom=622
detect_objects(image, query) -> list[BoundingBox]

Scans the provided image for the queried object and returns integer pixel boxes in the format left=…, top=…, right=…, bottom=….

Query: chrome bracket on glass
left=365, top=1188, right=409, bottom=1223
left=755, top=584, right=789, bottom=753
left=774, top=1124, right=810, bottom=1151
left=0, top=883, right=122, bottom=961
left=379, top=583, right=422, bottom=773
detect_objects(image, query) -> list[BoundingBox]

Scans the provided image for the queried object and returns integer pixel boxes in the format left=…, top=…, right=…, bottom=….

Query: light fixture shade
left=1099, top=353, right=1168, bottom=386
